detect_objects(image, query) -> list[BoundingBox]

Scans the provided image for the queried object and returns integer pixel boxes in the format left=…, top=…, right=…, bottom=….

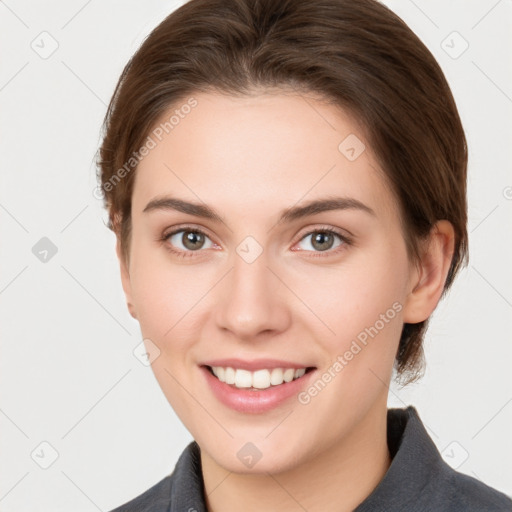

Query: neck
left=200, top=402, right=391, bottom=512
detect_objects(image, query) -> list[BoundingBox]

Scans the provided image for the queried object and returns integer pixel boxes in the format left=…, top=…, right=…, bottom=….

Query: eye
left=160, top=225, right=351, bottom=259
left=162, top=227, right=216, bottom=256
left=294, top=227, right=350, bottom=256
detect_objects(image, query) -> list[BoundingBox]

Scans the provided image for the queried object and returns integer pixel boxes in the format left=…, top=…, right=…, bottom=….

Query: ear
left=402, top=220, right=455, bottom=324
left=116, top=237, right=138, bottom=320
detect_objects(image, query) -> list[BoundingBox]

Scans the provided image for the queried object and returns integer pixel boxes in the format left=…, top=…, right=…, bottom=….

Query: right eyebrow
left=143, top=196, right=225, bottom=224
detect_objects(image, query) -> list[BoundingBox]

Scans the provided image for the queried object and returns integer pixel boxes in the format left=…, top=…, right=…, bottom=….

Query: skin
left=116, top=90, right=455, bottom=512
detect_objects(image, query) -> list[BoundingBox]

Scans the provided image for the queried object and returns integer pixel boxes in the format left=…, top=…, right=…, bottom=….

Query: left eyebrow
left=276, top=196, right=376, bottom=225
left=142, top=195, right=376, bottom=225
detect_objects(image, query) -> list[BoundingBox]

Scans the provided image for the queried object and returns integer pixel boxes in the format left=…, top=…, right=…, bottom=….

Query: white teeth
left=252, top=369, right=270, bottom=389
left=294, top=368, right=306, bottom=379
left=283, top=368, right=295, bottom=382
left=270, top=368, right=284, bottom=385
left=210, top=366, right=309, bottom=390
left=235, top=369, right=252, bottom=388
left=216, top=367, right=225, bottom=382
left=224, top=366, right=236, bottom=384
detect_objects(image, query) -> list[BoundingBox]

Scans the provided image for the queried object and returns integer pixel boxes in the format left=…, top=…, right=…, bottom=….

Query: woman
left=97, top=0, right=512, bottom=510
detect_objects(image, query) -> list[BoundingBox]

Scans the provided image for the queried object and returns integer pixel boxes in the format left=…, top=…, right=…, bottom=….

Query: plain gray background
left=1, top=0, right=511, bottom=510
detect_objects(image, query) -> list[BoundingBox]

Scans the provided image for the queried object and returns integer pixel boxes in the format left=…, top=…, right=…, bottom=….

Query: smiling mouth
left=204, top=365, right=316, bottom=391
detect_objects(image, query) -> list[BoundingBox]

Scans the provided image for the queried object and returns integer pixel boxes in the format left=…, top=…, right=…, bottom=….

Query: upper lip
left=201, top=358, right=316, bottom=371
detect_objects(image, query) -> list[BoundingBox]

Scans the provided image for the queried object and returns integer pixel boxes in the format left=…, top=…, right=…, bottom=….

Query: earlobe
left=402, top=221, right=455, bottom=324
left=116, top=238, right=138, bottom=320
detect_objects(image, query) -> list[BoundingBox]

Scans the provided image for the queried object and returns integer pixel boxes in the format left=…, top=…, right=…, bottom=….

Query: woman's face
left=120, top=90, right=418, bottom=473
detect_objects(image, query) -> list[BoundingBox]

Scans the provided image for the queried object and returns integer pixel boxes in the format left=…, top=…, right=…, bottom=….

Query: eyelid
left=291, top=225, right=353, bottom=256
left=162, top=223, right=216, bottom=241
left=161, top=223, right=353, bottom=257
left=293, top=224, right=353, bottom=243
left=162, top=223, right=352, bottom=241
left=160, top=224, right=219, bottom=259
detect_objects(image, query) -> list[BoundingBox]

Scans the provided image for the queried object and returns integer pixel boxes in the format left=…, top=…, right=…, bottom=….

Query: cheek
left=128, top=256, right=209, bottom=409
left=291, top=241, right=408, bottom=337
left=338, top=249, right=408, bottom=394
left=128, top=243, right=204, bottom=346
left=290, top=241, right=408, bottom=392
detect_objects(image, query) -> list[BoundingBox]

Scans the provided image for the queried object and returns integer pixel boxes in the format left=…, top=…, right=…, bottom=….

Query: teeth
left=294, top=368, right=306, bottom=379
left=235, top=369, right=252, bottom=388
left=283, top=368, right=295, bottom=382
left=224, top=366, right=236, bottom=384
left=211, top=366, right=307, bottom=390
left=252, top=369, right=270, bottom=389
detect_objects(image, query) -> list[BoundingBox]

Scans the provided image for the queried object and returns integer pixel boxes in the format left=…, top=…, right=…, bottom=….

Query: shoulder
left=107, top=440, right=206, bottom=512
left=108, top=474, right=173, bottom=512
left=432, top=465, right=512, bottom=511
left=356, top=407, right=512, bottom=512
left=399, top=406, right=512, bottom=511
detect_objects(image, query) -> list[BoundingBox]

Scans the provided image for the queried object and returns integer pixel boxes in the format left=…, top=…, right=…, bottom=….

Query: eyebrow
left=142, top=195, right=376, bottom=224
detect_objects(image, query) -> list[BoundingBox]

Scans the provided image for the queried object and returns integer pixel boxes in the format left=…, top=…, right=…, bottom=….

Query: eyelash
left=159, top=225, right=352, bottom=259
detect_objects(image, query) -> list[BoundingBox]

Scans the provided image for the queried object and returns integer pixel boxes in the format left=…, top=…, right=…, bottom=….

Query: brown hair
left=97, top=0, right=468, bottom=383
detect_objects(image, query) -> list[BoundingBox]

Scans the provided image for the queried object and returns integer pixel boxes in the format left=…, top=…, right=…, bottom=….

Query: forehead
left=132, top=91, right=397, bottom=222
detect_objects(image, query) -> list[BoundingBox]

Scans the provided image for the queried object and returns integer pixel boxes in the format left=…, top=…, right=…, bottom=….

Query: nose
left=213, top=247, right=291, bottom=341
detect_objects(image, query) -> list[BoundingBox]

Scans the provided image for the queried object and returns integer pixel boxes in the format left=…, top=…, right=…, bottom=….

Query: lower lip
left=200, top=366, right=316, bottom=414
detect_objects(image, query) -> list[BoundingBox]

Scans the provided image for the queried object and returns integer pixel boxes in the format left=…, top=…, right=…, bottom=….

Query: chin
left=200, top=434, right=311, bottom=475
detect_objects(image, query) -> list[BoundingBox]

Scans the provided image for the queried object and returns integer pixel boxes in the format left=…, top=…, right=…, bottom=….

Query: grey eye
left=168, top=230, right=214, bottom=251
left=297, top=231, right=343, bottom=252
